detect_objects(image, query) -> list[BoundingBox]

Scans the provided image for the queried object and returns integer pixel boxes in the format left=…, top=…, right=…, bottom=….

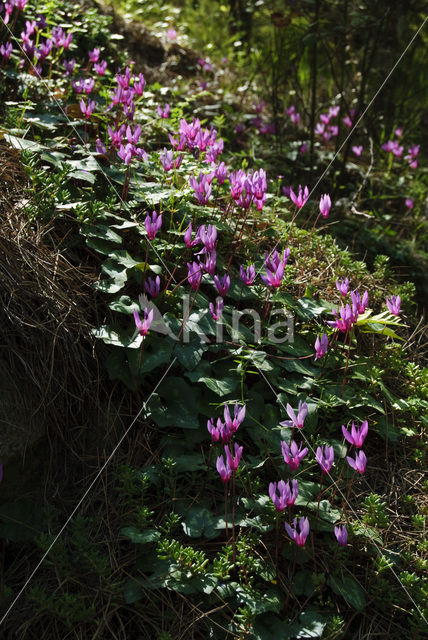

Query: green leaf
left=151, top=377, right=200, bottom=429
left=123, top=578, right=143, bottom=604
left=351, top=521, right=383, bottom=545
left=198, top=376, right=240, bottom=396
left=328, top=574, right=366, bottom=611
left=84, top=223, right=122, bottom=244
left=69, top=169, right=96, bottom=184
left=182, top=507, right=218, bottom=539
left=174, top=338, right=208, bottom=370
left=108, top=295, right=139, bottom=314
left=293, top=570, right=317, bottom=597
left=296, top=608, right=329, bottom=638
left=121, top=526, right=160, bottom=544
left=253, top=614, right=299, bottom=640
left=295, top=297, right=329, bottom=320
left=235, top=585, right=283, bottom=614
left=92, top=325, right=141, bottom=348
left=4, top=133, right=47, bottom=151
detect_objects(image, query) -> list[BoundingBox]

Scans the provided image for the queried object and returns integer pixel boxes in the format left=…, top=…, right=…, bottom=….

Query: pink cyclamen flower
left=88, top=47, right=100, bottom=63
left=405, top=198, right=414, bottom=210
left=225, top=443, right=243, bottom=471
left=352, top=145, right=363, bottom=157
left=145, top=211, right=162, bottom=240
left=207, top=417, right=224, bottom=442
left=183, top=222, right=199, bottom=248
left=209, top=298, right=224, bottom=322
left=386, top=295, right=401, bottom=316
left=347, top=450, right=367, bottom=474
left=215, top=162, right=227, bottom=184
left=95, top=138, right=106, bottom=154
left=395, top=127, right=403, bottom=138
left=290, top=184, right=309, bottom=209
left=319, top=193, right=331, bottom=218
left=196, top=224, right=217, bottom=252
left=79, top=99, right=95, bottom=119
left=261, top=262, right=285, bottom=288
left=329, top=105, right=340, bottom=118
left=214, top=273, right=230, bottom=297
left=240, top=264, right=256, bottom=286
left=167, top=28, right=177, bottom=40
left=133, top=308, right=153, bottom=337
left=316, top=445, right=334, bottom=474
left=285, top=516, right=310, bottom=547
left=290, top=112, right=300, bottom=124
left=216, top=455, right=232, bottom=483
left=160, top=148, right=174, bottom=172
left=343, top=115, right=352, bottom=127
left=126, top=124, right=142, bottom=145
left=187, top=261, right=202, bottom=290
left=189, top=172, right=212, bottom=204
left=144, top=275, right=161, bottom=298
left=281, top=440, right=308, bottom=471
left=334, top=524, right=348, bottom=546
left=336, top=277, right=349, bottom=296
left=157, top=103, right=170, bottom=119
left=1, top=41, right=13, bottom=60
left=83, top=78, right=95, bottom=94
left=269, top=479, right=299, bottom=511
left=350, top=290, right=368, bottom=315
left=94, top=60, right=107, bottom=75
left=202, top=250, right=216, bottom=275
left=117, top=143, right=134, bottom=166
left=224, top=403, right=246, bottom=434
left=133, top=73, right=145, bottom=95
left=64, top=58, right=75, bottom=75
left=280, top=401, right=308, bottom=430
left=314, top=333, right=328, bottom=360
left=327, top=304, right=355, bottom=333
left=342, top=420, right=368, bottom=448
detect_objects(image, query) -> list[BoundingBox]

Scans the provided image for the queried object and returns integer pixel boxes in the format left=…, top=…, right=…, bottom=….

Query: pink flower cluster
left=328, top=289, right=369, bottom=333
left=315, top=105, right=340, bottom=142
left=229, top=168, right=268, bottom=211
left=209, top=404, right=246, bottom=482
left=382, top=128, right=420, bottom=169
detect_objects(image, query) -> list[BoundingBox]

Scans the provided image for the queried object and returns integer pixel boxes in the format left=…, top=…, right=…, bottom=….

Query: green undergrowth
left=0, top=1, right=426, bottom=639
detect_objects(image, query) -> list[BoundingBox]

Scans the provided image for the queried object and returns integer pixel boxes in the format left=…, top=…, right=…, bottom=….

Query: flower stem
left=224, top=481, right=229, bottom=538
left=341, top=327, right=354, bottom=395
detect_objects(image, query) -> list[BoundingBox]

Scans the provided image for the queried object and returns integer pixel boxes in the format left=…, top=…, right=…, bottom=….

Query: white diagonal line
left=261, top=14, right=427, bottom=271
left=0, top=357, right=177, bottom=626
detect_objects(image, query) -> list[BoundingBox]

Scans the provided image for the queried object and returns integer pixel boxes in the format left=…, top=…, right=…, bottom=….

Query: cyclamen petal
left=334, top=524, right=348, bottom=546
left=347, top=450, right=367, bottom=474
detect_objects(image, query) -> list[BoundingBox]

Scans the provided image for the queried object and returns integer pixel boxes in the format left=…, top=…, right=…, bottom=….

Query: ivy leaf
left=295, top=297, right=329, bottom=320
left=235, top=585, right=283, bottom=614
left=295, top=608, right=329, bottom=638
left=121, top=526, right=160, bottom=544
left=152, top=377, right=200, bottom=429
left=123, top=578, right=143, bottom=604
left=198, top=376, right=240, bottom=396
left=182, top=507, right=218, bottom=539
left=328, top=574, right=366, bottom=611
